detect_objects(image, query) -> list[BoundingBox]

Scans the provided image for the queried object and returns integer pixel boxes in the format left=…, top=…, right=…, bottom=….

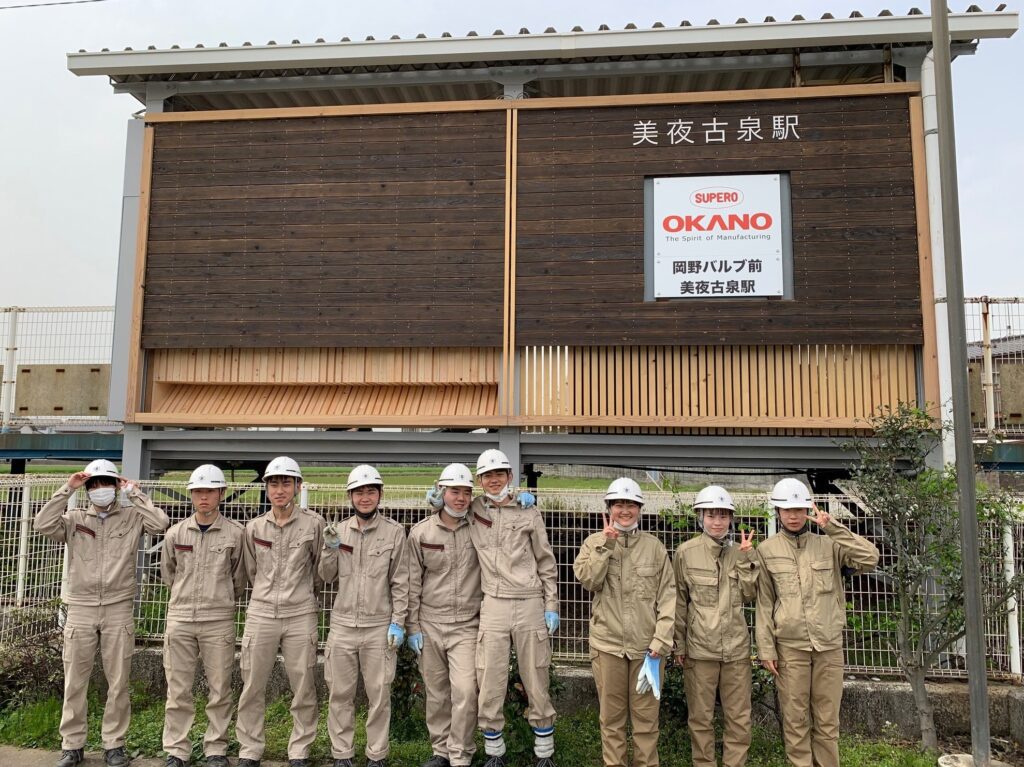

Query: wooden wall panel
left=515, top=94, right=922, bottom=346
left=143, top=111, right=507, bottom=349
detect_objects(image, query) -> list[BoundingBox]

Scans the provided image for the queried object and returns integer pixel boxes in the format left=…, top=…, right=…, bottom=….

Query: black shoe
left=237, top=760, right=261, bottom=767
left=105, top=747, right=130, bottom=766
left=332, top=760, right=353, bottom=767
left=422, top=757, right=450, bottom=767
left=289, top=760, right=310, bottom=767
left=483, top=758, right=506, bottom=767
left=535, top=759, right=556, bottom=767
left=206, top=758, right=229, bottom=767
left=56, top=750, right=85, bottom=767
left=367, top=760, right=387, bottom=767
left=166, top=757, right=188, bottom=767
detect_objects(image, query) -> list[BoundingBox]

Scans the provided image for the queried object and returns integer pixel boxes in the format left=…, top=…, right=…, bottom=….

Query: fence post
left=1005, top=522, right=1022, bottom=678
left=1, top=307, right=20, bottom=432
left=15, top=475, right=32, bottom=607
left=981, top=297, right=997, bottom=434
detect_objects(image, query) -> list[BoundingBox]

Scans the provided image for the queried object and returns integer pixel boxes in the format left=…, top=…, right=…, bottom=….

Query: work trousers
left=161, top=618, right=236, bottom=760
left=591, top=650, right=662, bottom=767
left=325, top=623, right=398, bottom=761
left=683, top=657, right=752, bottom=767
left=420, top=618, right=478, bottom=766
left=476, top=595, right=556, bottom=732
left=775, top=646, right=844, bottom=767
left=236, top=612, right=319, bottom=761
left=60, top=600, right=135, bottom=750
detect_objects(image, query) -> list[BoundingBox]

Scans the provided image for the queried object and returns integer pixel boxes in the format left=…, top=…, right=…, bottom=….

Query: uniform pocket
left=634, top=564, right=660, bottom=600
left=369, top=544, right=394, bottom=577
left=690, top=573, right=719, bottom=608
left=728, top=572, right=742, bottom=605
left=62, top=626, right=76, bottom=662
left=811, top=559, right=835, bottom=594
left=122, top=623, right=136, bottom=660
left=534, top=628, right=552, bottom=669
left=474, top=628, right=487, bottom=671
left=765, top=557, right=799, bottom=597
left=308, top=629, right=319, bottom=668
left=240, top=633, right=253, bottom=671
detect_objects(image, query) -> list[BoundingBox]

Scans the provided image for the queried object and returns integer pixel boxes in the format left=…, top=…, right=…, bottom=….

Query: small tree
left=844, top=403, right=1024, bottom=749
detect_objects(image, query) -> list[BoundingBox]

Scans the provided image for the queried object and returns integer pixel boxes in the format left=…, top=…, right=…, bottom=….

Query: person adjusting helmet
left=406, top=463, right=483, bottom=767
left=236, top=458, right=324, bottom=767
left=469, top=448, right=557, bottom=767
left=574, top=478, right=674, bottom=767
left=161, top=464, right=245, bottom=767
left=319, top=464, right=409, bottom=767
left=33, top=461, right=168, bottom=767
left=673, top=486, right=757, bottom=767
left=756, top=478, right=880, bottom=767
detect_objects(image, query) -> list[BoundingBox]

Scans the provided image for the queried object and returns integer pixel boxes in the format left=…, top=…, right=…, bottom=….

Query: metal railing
left=2, top=476, right=1021, bottom=680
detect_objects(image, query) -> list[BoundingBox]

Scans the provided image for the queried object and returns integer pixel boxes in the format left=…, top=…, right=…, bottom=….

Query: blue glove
left=425, top=486, right=444, bottom=510
left=407, top=632, right=424, bottom=656
left=518, top=491, right=536, bottom=508
left=544, top=611, right=559, bottom=636
left=387, top=623, right=405, bottom=649
left=323, top=523, right=340, bottom=550
left=636, top=652, right=663, bottom=700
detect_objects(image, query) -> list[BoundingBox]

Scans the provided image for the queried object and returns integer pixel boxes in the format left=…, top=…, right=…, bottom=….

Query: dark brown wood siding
left=515, top=94, right=922, bottom=346
left=143, top=112, right=507, bottom=348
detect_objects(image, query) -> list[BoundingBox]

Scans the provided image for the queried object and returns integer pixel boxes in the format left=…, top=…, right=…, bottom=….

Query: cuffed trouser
left=683, top=657, right=752, bottom=767
left=420, top=618, right=479, bottom=766
left=60, top=600, right=134, bottom=751
left=476, top=595, right=556, bottom=733
left=236, top=612, right=319, bottom=761
left=325, top=623, right=398, bottom=762
left=775, top=646, right=844, bottom=767
left=591, top=650, right=661, bottom=767
left=161, top=618, right=236, bottom=760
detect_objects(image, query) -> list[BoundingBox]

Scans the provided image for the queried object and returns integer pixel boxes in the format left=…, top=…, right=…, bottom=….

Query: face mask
left=88, top=488, right=116, bottom=507
left=444, top=505, right=469, bottom=519
left=612, top=520, right=639, bottom=533
left=355, top=508, right=378, bottom=521
left=485, top=484, right=511, bottom=503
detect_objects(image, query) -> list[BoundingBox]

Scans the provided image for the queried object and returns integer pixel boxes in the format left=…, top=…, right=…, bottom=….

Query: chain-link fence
left=965, top=297, right=1024, bottom=436
left=2, top=475, right=1021, bottom=680
left=0, top=306, right=114, bottom=429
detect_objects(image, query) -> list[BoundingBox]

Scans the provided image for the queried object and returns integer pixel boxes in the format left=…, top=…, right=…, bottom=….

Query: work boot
left=288, top=760, right=310, bottom=767
left=56, top=750, right=84, bottom=767
left=166, top=757, right=188, bottom=767
left=237, top=760, right=261, bottom=767
left=535, top=759, right=556, bottom=767
left=483, top=758, right=506, bottom=767
left=332, top=760, right=353, bottom=767
left=105, top=747, right=130, bottom=766
left=205, top=758, right=228, bottom=767
left=422, top=757, right=450, bottom=767
left=367, top=760, right=387, bottom=767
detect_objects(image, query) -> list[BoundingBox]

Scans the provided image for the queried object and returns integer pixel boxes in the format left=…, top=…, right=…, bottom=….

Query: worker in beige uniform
left=756, top=478, right=879, bottom=767
left=160, top=464, right=247, bottom=767
left=673, top=485, right=759, bottom=767
left=468, top=448, right=557, bottom=767
left=320, top=465, right=410, bottom=767
left=573, top=478, right=675, bottom=767
left=33, top=459, right=168, bottom=767
left=236, top=456, right=325, bottom=767
left=407, top=463, right=483, bottom=767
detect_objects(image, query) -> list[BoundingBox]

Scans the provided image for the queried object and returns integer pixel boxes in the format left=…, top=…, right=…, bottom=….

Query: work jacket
left=34, top=482, right=168, bottom=607
left=755, top=519, right=879, bottom=661
left=161, top=512, right=247, bottom=622
left=243, top=506, right=324, bottom=619
left=407, top=512, right=481, bottom=634
left=469, top=496, right=559, bottom=612
left=574, top=528, right=676, bottom=658
left=319, top=512, right=409, bottom=629
left=673, top=532, right=759, bottom=662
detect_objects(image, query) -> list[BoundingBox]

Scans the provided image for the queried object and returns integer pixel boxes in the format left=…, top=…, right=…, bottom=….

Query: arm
left=735, top=549, right=760, bottom=603
left=317, top=543, right=339, bottom=585
left=311, top=515, right=325, bottom=594
left=651, top=550, right=677, bottom=657
left=572, top=534, right=615, bottom=592
left=672, top=552, right=689, bottom=655
left=125, top=485, right=170, bottom=535
left=754, top=549, right=779, bottom=663
left=530, top=510, right=560, bottom=613
left=160, top=526, right=177, bottom=587
left=826, top=519, right=880, bottom=574
left=231, top=529, right=248, bottom=599
left=389, top=528, right=411, bottom=628
left=406, top=533, right=425, bottom=636
left=242, top=525, right=259, bottom=584
left=34, top=483, right=75, bottom=542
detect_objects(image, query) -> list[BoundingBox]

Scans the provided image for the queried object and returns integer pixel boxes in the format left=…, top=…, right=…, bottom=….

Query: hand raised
left=738, top=527, right=755, bottom=552
left=602, top=508, right=620, bottom=540
left=807, top=504, right=831, bottom=529
left=68, top=471, right=91, bottom=490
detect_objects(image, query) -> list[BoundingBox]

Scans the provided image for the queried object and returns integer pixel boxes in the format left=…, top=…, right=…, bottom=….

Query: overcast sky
left=0, top=0, right=1020, bottom=307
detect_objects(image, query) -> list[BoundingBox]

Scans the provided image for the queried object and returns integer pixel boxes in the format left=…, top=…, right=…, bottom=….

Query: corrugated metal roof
left=66, top=7, right=1019, bottom=111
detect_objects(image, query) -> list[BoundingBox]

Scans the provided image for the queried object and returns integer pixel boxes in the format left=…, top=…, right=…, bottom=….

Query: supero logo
left=690, top=187, right=743, bottom=208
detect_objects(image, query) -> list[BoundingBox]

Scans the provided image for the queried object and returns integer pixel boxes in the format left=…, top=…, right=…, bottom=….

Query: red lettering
left=662, top=215, right=684, bottom=233
left=662, top=211, right=774, bottom=232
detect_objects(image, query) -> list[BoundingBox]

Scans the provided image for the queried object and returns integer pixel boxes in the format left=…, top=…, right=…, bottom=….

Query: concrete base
left=938, top=756, right=1013, bottom=767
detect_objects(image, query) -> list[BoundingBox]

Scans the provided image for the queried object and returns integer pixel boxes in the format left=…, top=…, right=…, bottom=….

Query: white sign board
left=651, top=174, right=784, bottom=298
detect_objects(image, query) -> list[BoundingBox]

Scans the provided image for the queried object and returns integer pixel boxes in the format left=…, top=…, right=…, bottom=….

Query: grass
left=0, top=690, right=940, bottom=766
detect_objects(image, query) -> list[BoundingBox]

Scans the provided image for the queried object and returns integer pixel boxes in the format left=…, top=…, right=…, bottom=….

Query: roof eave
left=66, top=12, right=1019, bottom=78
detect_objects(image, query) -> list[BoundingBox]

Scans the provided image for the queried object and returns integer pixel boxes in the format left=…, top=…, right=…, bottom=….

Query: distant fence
left=1, top=475, right=1021, bottom=681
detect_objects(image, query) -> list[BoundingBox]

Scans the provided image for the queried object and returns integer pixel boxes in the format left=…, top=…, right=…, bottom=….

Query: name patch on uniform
left=339, top=543, right=354, bottom=554
left=173, top=544, right=194, bottom=552
left=74, top=524, right=95, bottom=538
left=420, top=542, right=445, bottom=551
left=254, top=538, right=272, bottom=549
left=473, top=512, right=492, bottom=528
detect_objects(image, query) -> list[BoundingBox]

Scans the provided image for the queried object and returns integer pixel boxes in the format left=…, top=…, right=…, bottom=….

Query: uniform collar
left=347, top=513, right=380, bottom=533
left=700, top=532, right=728, bottom=558
left=186, top=513, right=224, bottom=532
left=265, top=506, right=300, bottom=528
left=434, top=511, right=469, bottom=531
left=85, top=504, right=121, bottom=518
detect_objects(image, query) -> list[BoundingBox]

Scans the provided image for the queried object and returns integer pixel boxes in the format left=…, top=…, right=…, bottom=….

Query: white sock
left=484, top=730, right=506, bottom=757
left=533, top=726, right=555, bottom=758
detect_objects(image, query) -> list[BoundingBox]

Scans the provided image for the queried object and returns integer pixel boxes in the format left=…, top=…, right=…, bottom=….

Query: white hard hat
left=770, top=478, right=814, bottom=509
left=83, top=459, right=120, bottom=480
left=604, top=477, right=645, bottom=505
left=347, top=464, right=384, bottom=491
left=263, top=456, right=303, bottom=481
left=438, top=463, right=474, bottom=488
left=693, top=485, right=735, bottom=512
left=187, top=464, right=227, bottom=490
left=476, top=449, right=512, bottom=476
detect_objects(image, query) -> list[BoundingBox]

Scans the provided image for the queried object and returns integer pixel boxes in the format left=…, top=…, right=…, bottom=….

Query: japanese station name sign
left=651, top=174, right=785, bottom=298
